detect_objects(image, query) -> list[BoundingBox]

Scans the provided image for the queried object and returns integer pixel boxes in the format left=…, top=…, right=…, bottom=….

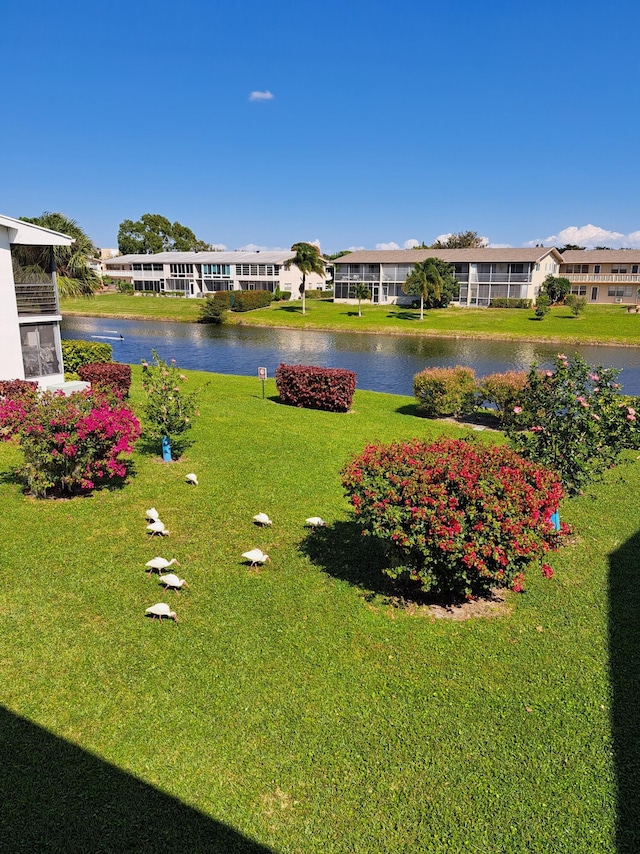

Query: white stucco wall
left=0, top=226, right=27, bottom=381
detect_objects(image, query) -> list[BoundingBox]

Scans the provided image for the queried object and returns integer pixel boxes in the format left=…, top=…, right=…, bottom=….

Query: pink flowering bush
left=341, top=437, right=567, bottom=599
left=507, top=354, right=640, bottom=495
left=477, top=371, right=529, bottom=427
left=413, top=366, right=477, bottom=418
left=0, top=389, right=140, bottom=498
left=141, top=351, right=198, bottom=458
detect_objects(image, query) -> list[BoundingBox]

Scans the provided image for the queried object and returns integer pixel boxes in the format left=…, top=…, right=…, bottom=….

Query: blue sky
left=3, top=0, right=640, bottom=252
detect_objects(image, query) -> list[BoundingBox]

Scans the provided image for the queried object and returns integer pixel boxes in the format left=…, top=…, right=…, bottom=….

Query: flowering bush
left=477, top=371, right=529, bottom=427
left=275, top=364, right=356, bottom=412
left=0, top=379, right=39, bottom=401
left=413, top=366, right=477, bottom=417
left=141, top=351, right=198, bottom=458
left=0, top=389, right=140, bottom=498
left=341, top=437, right=566, bottom=599
left=507, top=354, right=640, bottom=495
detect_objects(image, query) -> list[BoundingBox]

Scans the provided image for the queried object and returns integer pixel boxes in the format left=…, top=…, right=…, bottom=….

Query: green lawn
left=61, top=293, right=640, bottom=346
left=1, top=370, right=638, bottom=852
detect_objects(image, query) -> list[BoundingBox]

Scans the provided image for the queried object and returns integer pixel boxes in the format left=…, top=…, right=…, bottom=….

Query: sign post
left=258, top=366, right=267, bottom=399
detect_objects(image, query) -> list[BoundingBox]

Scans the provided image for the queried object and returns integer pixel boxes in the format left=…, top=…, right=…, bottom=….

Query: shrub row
left=490, top=298, right=532, bottom=309
left=275, top=364, right=356, bottom=413
left=203, top=289, right=274, bottom=312
left=78, top=363, right=132, bottom=398
left=61, top=339, right=112, bottom=374
left=413, top=366, right=530, bottom=422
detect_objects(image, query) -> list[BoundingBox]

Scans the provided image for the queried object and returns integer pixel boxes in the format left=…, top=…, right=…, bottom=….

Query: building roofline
left=0, top=214, right=74, bottom=246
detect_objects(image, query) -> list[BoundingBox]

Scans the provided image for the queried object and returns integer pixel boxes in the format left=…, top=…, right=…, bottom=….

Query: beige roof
left=561, top=249, right=640, bottom=263
left=106, top=250, right=300, bottom=266
left=334, top=248, right=562, bottom=264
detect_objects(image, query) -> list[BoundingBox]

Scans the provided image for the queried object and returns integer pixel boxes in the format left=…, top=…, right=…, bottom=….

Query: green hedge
left=61, top=340, right=113, bottom=374
left=490, top=298, right=532, bottom=309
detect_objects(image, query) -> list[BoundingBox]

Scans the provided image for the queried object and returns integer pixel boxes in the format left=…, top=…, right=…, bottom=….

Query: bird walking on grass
left=253, top=512, right=272, bottom=527
left=242, top=548, right=271, bottom=567
left=159, top=573, right=188, bottom=591
left=145, top=557, right=180, bottom=576
left=145, top=603, right=178, bottom=622
left=147, top=521, right=170, bottom=536
left=185, top=473, right=198, bottom=486
left=305, top=517, right=326, bottom=528
left=145, top=507, right=160, bottom=523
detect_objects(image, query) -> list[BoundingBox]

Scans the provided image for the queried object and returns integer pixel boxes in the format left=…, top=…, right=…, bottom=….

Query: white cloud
left=237, top=243, right=287, bottom=251
left=347, top=245, right=365, bottom=252
left=376, top=241, right=401, bottom=250
left=403, top=238, right=420, bottom=249
left=487, top=242, right=512, bottom=249
left=529, top=223, right=640, bottom=249
left=249, top=90, right=274, bottom=102
left=210, top=243, right=227, bottom=251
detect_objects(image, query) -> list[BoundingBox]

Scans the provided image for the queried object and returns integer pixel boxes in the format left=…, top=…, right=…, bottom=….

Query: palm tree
left=351, top=282, right=371, bottom=317
left=285, top=242, right=326, bottom=315
left=402, top=259, right=443, bottom=320
left=19, top=212, right=101, bottom=298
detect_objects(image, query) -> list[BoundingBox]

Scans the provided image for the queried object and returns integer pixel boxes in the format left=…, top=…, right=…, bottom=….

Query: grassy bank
left=61, top=293, right=640, bottom=346
left=1, top=370, right=637, bottom=852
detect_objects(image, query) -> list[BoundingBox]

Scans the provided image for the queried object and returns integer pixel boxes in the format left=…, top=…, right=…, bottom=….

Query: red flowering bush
left=341, top=437, right=567, bottom=598
left=275, top=364, right=356, bottom=413
left=413, top=366, right=477, bottom=417
left=78, top=362, right=132, bottom=398
left=0, top=389, right=140, bottom=497
left=0, top=379, right=39, bottom=401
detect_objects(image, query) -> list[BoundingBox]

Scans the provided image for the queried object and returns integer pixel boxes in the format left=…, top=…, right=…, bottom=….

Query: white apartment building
left=333, top=248, right=564, bottom=307
left=0, top=214, right=73, bottom=388
left=104, top=250, right=328, bottom=297
left=559, top=250, right=640, bottom=305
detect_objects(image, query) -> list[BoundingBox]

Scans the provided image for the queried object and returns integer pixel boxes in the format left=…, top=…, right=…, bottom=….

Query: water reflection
left=61, top=316, right=640, bottom=396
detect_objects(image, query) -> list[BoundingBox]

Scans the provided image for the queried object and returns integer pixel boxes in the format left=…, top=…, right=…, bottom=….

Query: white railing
left=564, top=273, right=640, bottom=283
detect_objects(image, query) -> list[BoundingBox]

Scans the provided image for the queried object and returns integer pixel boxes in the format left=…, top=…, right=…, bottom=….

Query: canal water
left=61, top=316, right=640, bottom=397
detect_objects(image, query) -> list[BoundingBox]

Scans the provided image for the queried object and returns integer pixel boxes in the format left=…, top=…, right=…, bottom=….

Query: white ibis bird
left=145, top=556, right=180, bottom=576
left=145, top=507, right=160, bottom=522
left=242, top=548, right=271, bottom=567
left=145, top=603, right=178, bottom=622
left=253, top=512, right=272, bottom=527
left=185, top=473, right=198, bottom=486
left=305, top=517, right=326, bottom=527
left=159, top=573, right=188, bottom=591
left=147, top=520, right=170, bottom=536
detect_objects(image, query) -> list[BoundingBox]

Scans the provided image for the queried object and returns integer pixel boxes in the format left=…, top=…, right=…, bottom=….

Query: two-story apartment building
left=104, top=250, right=328, bottom=297
left=0, top=214, right=73, bottom=388
left=333, top=248, right=564, bottom=307
left=559, top=250, right=640, bottom=305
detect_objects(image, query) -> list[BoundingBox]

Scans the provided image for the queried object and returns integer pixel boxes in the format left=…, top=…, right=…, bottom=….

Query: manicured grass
left=0, top=370, right=637, bottom=851
left=61, top=293, right=640, bottom=346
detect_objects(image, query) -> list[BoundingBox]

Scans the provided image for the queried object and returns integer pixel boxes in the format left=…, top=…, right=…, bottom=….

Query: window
left=612, top=265, right=628, bottom=274
left=153, top=263, right=163, bottom=271
left=143, top=263, right=152, bottom=271
left=570, top=285, right=587, bottom=296
left=132, top=264, right=142, bottom=270
left=633, top=265, right=639, bottom=274
left=169, top=264, right=193, bottom=275
left=564, top=264, right=589, bottom=274
left=594, top=265, right=601, bottom=274
left=20, top=323, right=61, bottom=378
left=608, top=286, right=633, bottom=297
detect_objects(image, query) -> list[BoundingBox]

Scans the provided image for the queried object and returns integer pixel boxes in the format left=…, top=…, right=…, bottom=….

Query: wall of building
left=0, top=227, right=27, bottom=381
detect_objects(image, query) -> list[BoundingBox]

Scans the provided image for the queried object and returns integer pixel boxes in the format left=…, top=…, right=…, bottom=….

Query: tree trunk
left=301, top=274, right=306, bottom=315
left=420, top=295, right=424, bottom=321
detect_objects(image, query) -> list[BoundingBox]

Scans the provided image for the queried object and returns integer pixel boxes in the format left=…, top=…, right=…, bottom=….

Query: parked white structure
left=333, top=248, right=564, bottom=307
left=104, top=250, right=328, bottom=297
left=0, top=214, right=73, bottom=388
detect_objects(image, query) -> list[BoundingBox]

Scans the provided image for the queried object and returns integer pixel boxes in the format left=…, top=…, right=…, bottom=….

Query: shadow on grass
left=300, top=519, right=438, bottom=604
left=0, top=705, right=274, bottom=853
left=386, top=311, right=420, bottom=321
left=609, top=529, right=640, bottom=852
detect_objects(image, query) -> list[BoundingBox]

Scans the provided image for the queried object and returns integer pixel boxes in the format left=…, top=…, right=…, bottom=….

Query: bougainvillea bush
left=0, top=389, right=140, bottom=498
left=341, top=437, right=567, bottom=599
left=141, top=351, right=198, bottom=458
left=275, top=364, right=356, bottom=413
left=413, top=366, right=477, bottom=417
left=507, top=354, right=640, bottom=495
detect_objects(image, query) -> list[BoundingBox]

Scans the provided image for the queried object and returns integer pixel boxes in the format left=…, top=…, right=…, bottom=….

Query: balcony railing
left=469, top=273, right=531, bottom=284
left=15, top=282, right=59, bottom=316
left=564, top=273, right=640, bottom=283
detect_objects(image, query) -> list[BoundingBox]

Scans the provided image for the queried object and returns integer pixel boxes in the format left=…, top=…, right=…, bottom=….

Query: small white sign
left=258, top=367, right=267, bottom=381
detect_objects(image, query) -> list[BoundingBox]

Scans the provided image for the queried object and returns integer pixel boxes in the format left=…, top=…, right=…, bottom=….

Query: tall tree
left=402, top=258, right=443, bottom=320
left=430, top=231, right=488, bottom=249
left=285, top=242, right=326, bottom=315
left=19, top=212, right=101, bottom=298
left=541, top=274, right=571, bottom=305
left=117, top=214, right=213, bottom=255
